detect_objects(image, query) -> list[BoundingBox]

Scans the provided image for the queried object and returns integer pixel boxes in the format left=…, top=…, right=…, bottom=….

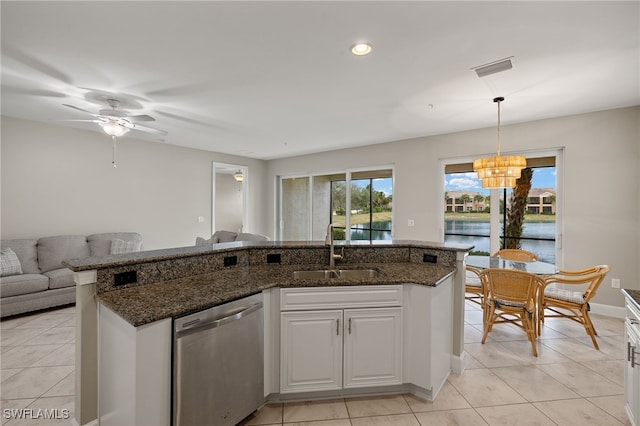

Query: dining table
left=466, top=255, right=558, bottom=275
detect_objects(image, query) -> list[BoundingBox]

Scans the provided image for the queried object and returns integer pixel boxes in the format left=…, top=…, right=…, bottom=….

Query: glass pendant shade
left=473, top=97, right=526, bottom=188
left=473, top=155, right=527, bottom=188
left=99, top=121, right=130, bottom=137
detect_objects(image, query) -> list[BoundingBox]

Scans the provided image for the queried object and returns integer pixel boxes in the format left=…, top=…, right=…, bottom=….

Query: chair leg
left=582, top=307, right=599, bottom=350
left=481, top=305, right=494, bottom=344
left=522, top=312, right=538, bottom=357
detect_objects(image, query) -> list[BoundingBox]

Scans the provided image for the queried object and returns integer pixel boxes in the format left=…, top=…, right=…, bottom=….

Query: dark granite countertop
left=622, top=289, right=640, bottom=310
left=98, top=262, right=455, bottom=327
left=63, top=239, right=472, bottom=272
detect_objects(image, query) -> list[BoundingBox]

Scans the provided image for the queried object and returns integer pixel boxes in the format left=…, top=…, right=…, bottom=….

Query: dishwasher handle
left=177, top=302, right=263, bottom=335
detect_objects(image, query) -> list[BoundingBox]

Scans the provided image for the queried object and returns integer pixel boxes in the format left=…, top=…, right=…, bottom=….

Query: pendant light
left=473, top=97, right=526, bottom=188
left=233, top=170, right=244, bottom=182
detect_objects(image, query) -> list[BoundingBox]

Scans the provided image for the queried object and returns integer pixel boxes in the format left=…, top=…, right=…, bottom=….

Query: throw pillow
left=110, top=239, right=142, bottom=255
left=0, top=248, right=23, bottom=277
left=195, top=236, right=217, bottom=246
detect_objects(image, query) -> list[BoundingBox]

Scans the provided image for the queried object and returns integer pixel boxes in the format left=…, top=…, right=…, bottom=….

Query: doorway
left=212, top=162, right=248, bottom=233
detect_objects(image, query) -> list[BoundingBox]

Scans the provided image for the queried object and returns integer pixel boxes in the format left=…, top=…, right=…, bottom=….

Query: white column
left=451, top=251, right=468, bottom=373
left=74, top=270, right=98, bottom=426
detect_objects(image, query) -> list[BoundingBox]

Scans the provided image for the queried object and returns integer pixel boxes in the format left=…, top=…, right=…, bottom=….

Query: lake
left=445, top=219, right=556, bottom=263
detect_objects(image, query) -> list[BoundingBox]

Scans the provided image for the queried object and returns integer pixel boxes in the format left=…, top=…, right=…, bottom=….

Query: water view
left=445, top=219, right=556, bottom=263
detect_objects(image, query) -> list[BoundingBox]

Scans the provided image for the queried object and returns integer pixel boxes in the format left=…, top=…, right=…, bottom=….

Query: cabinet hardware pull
left=628, top=342, right=633, bottom=362
left=336, top=318, right=340, bottom=336
left=348, top=318, right=352, bottom=334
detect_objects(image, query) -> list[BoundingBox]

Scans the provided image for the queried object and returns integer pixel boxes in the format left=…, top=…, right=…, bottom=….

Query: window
left=444, top=155, right=559, bottom=264
left=277, top=168, right=393, bottom=242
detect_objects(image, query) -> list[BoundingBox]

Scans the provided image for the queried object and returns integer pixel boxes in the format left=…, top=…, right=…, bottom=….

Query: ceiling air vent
left=472, top=57, right=514, bottom=77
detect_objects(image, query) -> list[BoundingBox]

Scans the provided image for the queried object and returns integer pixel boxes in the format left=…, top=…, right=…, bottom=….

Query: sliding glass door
left=277, top=167, right=393, bottom=242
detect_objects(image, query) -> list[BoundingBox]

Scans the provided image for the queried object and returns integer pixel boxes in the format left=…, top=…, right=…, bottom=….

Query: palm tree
left=473, top=194, right=485, bottom=211
left=459, top=194, right=471, bottom=212
left=504, top=168, right=533, bottom=249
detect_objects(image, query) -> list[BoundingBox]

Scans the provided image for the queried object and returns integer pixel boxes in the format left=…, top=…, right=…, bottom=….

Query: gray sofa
left=195, top=230, right=269, bottom=245
left=0, top=232, right=142, bottom=318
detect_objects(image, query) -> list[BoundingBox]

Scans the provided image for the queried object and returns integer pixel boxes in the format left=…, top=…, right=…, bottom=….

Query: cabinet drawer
left=281, top=285, right=402, bottom=310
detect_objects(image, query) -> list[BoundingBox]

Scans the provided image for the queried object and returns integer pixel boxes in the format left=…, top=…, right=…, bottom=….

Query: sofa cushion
left=0, top=274, right=49, bottom=297
left=195, top=236, right=218, bottom=246
left=0, top=239, right=39, bottom=274
left=236, top=233, right=269, bottom=242
left=37, top=235, right=89, bottom=273
left=87, top=232, right=143, bottom=257
left=212, top=230, right=238, bottom=243
left=1, top=248, right=23, bottom=277
left=43, top=268, right=75, bottom=290
left=110, top=239, right=142, bottom=254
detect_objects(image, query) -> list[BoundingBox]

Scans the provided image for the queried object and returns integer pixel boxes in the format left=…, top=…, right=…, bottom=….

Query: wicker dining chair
left=465, top=265, right=484, bottom=306
left=492, top=249, right=539, bottom=262
left=539, top=265, right=610, bottom=349
left=480, top=268, right=545, bottom=356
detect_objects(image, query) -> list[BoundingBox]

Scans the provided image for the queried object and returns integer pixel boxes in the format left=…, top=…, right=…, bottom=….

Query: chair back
left=480, top=268, right=542, bottom=311
left=545, top=265, right=610, bottom=303
left=492, top=249, right=539, bottom=262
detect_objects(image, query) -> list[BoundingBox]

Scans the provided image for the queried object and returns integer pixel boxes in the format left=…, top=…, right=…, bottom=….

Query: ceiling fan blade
left=55, top=119, right=101, bottom=123
left=122, top=121, right=168, bottom=136
left=62, top=104, right=97, bottom=115
left=126, top=114, right=155, bottom=122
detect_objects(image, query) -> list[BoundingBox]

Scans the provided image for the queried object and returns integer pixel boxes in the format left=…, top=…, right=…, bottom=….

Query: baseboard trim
left=590, top=302, right=625, bottom=319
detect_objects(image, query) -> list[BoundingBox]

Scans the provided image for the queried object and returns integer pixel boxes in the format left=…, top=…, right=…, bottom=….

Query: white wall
left=0, top=117, right=269, bottom=249
left=267, top=107, right=640, bottom=307
left=2, top=108, right=638, bottom=308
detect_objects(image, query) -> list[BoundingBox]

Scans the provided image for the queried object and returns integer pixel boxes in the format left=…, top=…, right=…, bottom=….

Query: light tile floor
left=1, top=305, right=75, bottom=426
left=0, top=302, right=629, bottom=426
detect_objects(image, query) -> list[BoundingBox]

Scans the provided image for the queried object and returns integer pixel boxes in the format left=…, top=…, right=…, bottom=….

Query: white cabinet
left=281, top=310, right=343, bottom=392
left=624, top=296, right=640, bottom=426
left=343, top=307, right=403, bottom=388
left=280, top=286, right=403, bottom=394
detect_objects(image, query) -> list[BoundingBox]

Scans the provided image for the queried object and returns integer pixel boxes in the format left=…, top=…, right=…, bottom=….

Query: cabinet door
left=344, top=307, right=403, bottom=388
left=281, top=310, right=343, bottom=393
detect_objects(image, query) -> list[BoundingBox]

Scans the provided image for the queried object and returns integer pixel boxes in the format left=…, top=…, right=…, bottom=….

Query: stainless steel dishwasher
left=173, top=293, right=264, bottom=426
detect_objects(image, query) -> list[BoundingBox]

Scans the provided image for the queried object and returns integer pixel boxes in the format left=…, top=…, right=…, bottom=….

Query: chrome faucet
left=325, top=223, right=344, bottom=269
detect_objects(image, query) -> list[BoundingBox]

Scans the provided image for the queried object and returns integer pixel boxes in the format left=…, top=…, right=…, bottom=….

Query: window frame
left=440, top=149, right=563, bottom=266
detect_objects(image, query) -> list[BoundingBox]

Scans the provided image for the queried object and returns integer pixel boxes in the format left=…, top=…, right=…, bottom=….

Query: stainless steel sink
left=336, top=269, right=380, bottom=279
left=292, top=269, right=380, bottom=280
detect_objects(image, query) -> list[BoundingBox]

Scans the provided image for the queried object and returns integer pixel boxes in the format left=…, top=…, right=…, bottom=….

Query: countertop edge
left=63, top=240, right=473, bottom=271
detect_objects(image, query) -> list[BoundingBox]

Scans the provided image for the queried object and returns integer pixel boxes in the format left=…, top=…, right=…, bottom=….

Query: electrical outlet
left=611, top=278, right=620, bottom=289
left=408, top=219, right=415, bottom=227
left=114, top=270, right=137, bottom=286
left=224, top=255, right=238, bottom=267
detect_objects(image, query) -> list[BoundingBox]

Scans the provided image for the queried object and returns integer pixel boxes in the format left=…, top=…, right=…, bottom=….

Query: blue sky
left=445, top=167, right=556, bottom=195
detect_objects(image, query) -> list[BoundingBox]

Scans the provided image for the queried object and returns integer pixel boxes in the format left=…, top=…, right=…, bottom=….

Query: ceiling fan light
left=99, top=121, right=129, bottom=137
left=234, top=170, right=244, bottom=182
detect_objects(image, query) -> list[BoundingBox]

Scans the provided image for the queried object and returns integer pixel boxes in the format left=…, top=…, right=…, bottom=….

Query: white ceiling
left=2, top=1, right=638, bottom=160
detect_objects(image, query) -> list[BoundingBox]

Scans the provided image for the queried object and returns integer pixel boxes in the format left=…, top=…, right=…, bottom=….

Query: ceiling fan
left=62, top=98, right=167, bottom=137
left=62, top=98, right=167, bottom=167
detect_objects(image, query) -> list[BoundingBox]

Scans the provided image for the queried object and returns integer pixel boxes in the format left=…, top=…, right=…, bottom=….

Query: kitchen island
left=64, top=240, right=472, bottom=426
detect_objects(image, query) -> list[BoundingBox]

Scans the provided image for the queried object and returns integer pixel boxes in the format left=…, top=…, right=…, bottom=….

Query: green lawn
left=332, top=211, right=392, bottom=225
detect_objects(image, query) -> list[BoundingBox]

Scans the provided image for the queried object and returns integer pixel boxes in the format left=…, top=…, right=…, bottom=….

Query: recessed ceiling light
left=351, top=43, right=372, bottom=56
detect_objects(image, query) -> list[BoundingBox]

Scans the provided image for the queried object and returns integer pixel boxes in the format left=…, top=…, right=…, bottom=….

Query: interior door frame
left=212, top=162, right=249, bottom=233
